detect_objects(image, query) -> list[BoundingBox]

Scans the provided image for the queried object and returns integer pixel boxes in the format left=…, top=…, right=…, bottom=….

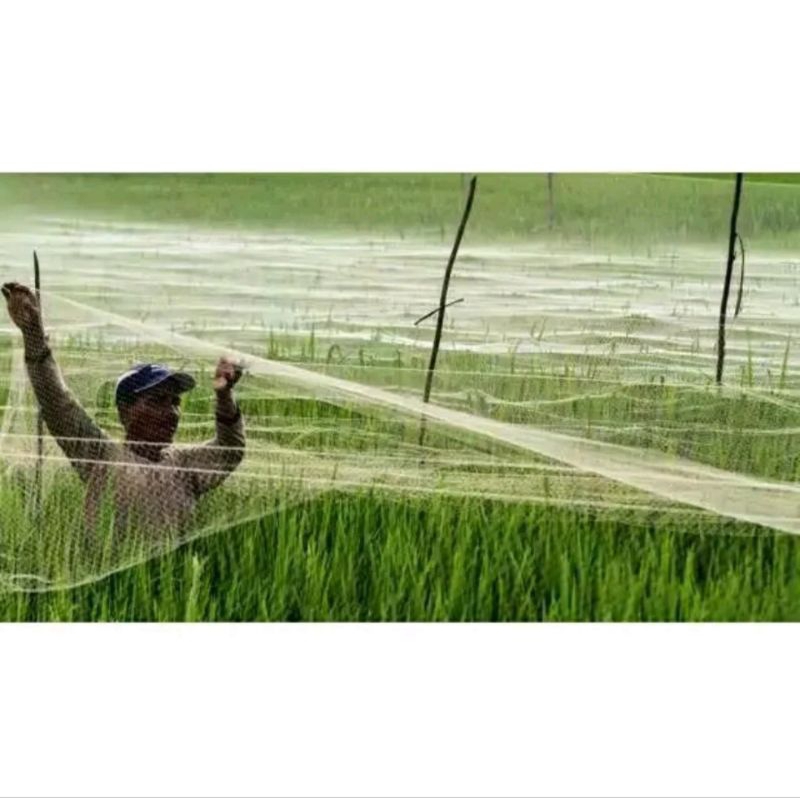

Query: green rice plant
left=2, top=327, right=800, bottom=620
left=4, top=487, right=800, bottom=621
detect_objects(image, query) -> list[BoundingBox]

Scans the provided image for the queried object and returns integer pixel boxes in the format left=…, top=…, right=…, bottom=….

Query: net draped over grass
left=3, top=173, right=800, bottom=618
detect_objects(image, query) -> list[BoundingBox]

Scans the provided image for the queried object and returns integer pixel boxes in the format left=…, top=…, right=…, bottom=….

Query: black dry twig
left=413, top=297, right=464, bottom=326
left=734, top=232, right=746, bottom=318
left=422, top=176, right=478, bottom=404
left=715, top=172, right=744, bottom=384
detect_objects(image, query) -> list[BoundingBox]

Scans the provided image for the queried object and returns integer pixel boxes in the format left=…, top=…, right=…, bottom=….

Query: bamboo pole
left=422, top=176, right=477, bottom=403
left=716, top=173, right=744, bottom=384
left=417, top=176, right=478, bottom=449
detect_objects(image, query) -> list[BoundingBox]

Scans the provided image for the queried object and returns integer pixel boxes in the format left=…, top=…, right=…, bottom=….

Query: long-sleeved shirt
left=26, top=349, right=245, bottom=538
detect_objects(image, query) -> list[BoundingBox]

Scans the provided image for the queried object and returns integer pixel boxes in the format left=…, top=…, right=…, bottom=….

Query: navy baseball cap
left=115, top=363, right=196, bottom=406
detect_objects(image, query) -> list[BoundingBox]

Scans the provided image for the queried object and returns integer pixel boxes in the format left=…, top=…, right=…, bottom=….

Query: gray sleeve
left=25, top=350, right=114, bottom=483
left=174, top=406, right=245, bottom=497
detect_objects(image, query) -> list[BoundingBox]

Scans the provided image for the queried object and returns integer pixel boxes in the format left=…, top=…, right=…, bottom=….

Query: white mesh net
left=3, top=178, right=800, bottom=592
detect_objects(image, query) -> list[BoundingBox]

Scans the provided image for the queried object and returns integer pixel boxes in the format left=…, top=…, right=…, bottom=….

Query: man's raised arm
left=2, top=282, right=113, bottom=483
left=174, top=357, right=245, bottom=497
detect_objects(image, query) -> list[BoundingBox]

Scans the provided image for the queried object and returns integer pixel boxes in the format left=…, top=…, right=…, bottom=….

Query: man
left=2, top=281, right=245, bottom=537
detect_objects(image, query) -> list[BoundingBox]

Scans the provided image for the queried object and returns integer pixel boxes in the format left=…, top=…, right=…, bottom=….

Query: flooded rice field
left=1, top=216, right=800, bottom=386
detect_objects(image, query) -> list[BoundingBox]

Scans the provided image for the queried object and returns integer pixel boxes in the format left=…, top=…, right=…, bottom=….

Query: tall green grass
left=3, top=490, right=800, bottom=622
left=3, top=331, right=800, bottom=620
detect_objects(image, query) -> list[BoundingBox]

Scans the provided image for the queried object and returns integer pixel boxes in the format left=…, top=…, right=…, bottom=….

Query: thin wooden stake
left=734, top=232, right=746, bottom=318
left=716, top=173, right=744, bottom=384
left=34, top=249, right=44, bottom=519
left=418, top=176, right=478, bottom=449
left=422, top=176, right=477, bottom=403
left=547, top=173, right=555, bottom=230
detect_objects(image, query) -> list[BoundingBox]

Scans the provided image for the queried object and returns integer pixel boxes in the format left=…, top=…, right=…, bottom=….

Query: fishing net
left=3, top=175, right=800, bottom=591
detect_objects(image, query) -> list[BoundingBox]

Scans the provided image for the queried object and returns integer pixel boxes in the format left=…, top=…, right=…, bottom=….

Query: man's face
left=122, top=384, right=182, bottom=445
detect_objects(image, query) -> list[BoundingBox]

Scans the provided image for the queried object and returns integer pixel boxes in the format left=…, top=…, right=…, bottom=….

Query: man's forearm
left=215, top=388, right=239, bottom=420
left=181, top=387, right=244, bottom=497
left=19, top=318, right=112, bottom=484
left=21, top=321, right=49, bottom=360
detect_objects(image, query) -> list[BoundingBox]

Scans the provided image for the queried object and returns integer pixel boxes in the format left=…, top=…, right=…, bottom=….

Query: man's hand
left=2, top=282, right=43, bottom=334
left=213, top=356, right=244, bottom=393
